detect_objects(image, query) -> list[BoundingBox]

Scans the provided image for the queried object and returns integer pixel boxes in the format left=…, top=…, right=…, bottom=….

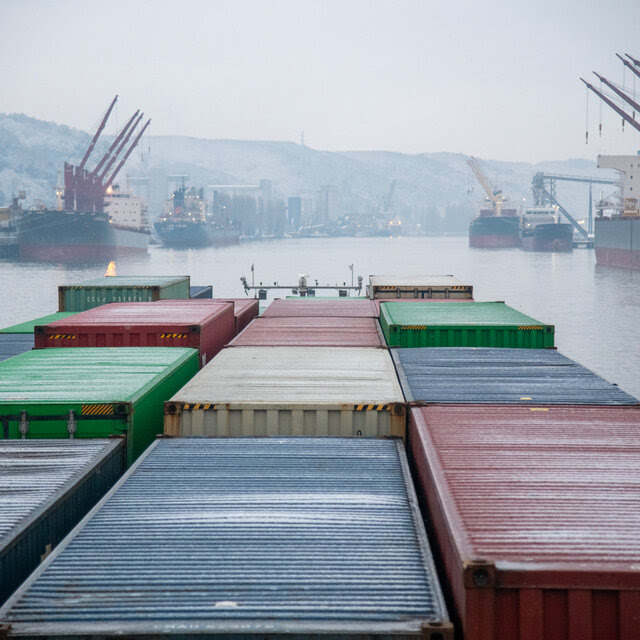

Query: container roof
left=171, top=347, right=404, bottom=404
left=0, top=313, right=76, bottom=334
left=393, top=348, right=638, bottom=405
left=0, top=437, right=450, bottom=635
left=229, top=317, right=384, bottom=347
left=411, top=404, right=640, bottom=577
left=381, top=301, right=549, bottom=326
left=0, top=348, right=197, bottom=405
left=44, top=301, right=232, bottom=327
left=369, top=274, right=465, bottom=287
left=63, top=276, right=189, bottom=288
left=0, top=439, right=121, bottom=549
left=262, top=299, right=378, bottom=318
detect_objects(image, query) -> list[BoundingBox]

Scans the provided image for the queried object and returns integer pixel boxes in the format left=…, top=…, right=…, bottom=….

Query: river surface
left=1, top=236, right=639, bottom=399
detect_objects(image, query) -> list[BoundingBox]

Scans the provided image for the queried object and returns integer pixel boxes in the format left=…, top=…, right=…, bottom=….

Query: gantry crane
left=467, top=156, right=506, bottom=215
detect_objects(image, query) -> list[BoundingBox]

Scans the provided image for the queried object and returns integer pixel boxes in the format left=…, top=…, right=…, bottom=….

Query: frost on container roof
left=65, top=276, right=189, bottom=287
left=0, top=347, right=196, bottom=404
left=170, top=347, right=404, bottom=404
left=0, top=440, right=117, bottom=544
left=369, top=274, right=465, bottom=287
left=0, top=437, right=451, bottom=635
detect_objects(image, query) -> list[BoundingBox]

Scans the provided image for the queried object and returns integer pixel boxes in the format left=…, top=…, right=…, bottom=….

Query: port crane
left=467, top=156, right=506, bottom=215
left=63, top=96, right=151, bottom=212
left=580, top=53, right=640, bottom=135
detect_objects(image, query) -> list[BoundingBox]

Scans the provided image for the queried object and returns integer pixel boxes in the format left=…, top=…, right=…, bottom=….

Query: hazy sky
left=1, top=0, right=639, bottom=163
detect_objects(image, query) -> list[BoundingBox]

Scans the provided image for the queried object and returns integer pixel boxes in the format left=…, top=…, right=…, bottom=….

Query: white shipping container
left=367, top=274, right=473, bottom=299
left=164, top=347, right=406, bottom=438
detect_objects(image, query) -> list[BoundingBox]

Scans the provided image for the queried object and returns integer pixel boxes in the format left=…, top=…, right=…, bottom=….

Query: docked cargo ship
left=469, top=206, right=522, bottom=248
left=14, top=96, right=151, bottom=262
left=592, top=155, right=640, bottom=268
left=519, top=206, right=573, bottom=252
left=155, top=186, right=240, bottom=248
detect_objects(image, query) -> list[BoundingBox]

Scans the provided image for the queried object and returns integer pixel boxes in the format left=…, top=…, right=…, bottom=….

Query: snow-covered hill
left=1, top=112, right=605, bottom=228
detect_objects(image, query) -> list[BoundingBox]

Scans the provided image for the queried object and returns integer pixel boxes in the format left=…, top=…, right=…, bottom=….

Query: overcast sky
left=1, top=0, right=639, bottom=163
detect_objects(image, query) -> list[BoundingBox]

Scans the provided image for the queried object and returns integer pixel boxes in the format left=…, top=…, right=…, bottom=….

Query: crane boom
left=593, top=72, right=640, bottom=118
left=91, top=109, right=140, bottom=178
left=467, top=156, right=504, bottom=215
left=616, top=54, right=640, bottom=82
left=99, top=113, right=144, bottom=182
left=581, top=77, right=640, bottom=134
left=77, top=95, right=118, bottom=173
left=104, top=119, right=151, bottom=190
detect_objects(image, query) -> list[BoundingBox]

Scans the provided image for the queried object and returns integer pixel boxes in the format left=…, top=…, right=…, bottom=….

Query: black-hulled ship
left=155, top=186, right=240, bottom=248
left=14, top=96, right=151, bottom=262
left=520, top=206, right=573, bottom=252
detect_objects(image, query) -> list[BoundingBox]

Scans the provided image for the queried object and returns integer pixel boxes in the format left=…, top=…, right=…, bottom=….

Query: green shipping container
left=0, top=312, right=77, bottom=334
left=379, top=301, right=555, bottom=348
left=58, top=276, right=191, bottom=312
left=0, top=347, right=199, bottom=465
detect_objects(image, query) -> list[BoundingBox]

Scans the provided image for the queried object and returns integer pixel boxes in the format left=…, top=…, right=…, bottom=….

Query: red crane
left=62, top=97, right=149, bottom=212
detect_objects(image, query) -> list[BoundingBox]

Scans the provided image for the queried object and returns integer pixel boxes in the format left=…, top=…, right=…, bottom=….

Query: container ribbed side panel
left=0, top=438, right=451, bottom=639
left=392, top=348, right=639, bottom=405
left=0, top=439, right=125, bottom=604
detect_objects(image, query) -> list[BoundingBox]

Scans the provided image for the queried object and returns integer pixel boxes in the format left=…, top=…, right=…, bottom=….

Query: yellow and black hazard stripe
left=529, top=407, right=549, bottom=411
left=160, top=333, right=188, bottom=339
left=400, top=325, right=428, bottom=330
left=81, top=404, right=116, bottom=416
left=181, top=403, right=218, bottom=411
left=377, top=286, right=397, bottom=291
left=354, top=404, right=389, bottom=412
left=518, top=325, right=544, bottom=330
left=48, top=334, right=76, bottom=340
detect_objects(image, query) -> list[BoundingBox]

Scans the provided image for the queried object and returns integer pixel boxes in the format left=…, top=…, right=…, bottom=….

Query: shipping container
left=380, top=301, right=554, bottom=348
left=409, top=404, right=640, bottom=640
left=0, top=437, right=452, bottom=639
left=229, top=316, right=385, bottom=347
left=58, top=275, right=190, bottom=311
left=0, top=334, right=33, bottom=362
left=189, top=285, right=213, bottom=298
left=214, top=298, right=260, bottom=333
left=0, top=347, right=199, bottom=465
left=262, top=298, right=379, bottom=318
left=0, top=313, right=76, bottom=334
left=392, top=347, right=639, bottom=405
left=368, top=274, right=473, bottom=299
left=165, top=346, right=406, bottom=438
left=0, top=439, right=124, bottom=604
left=34, top=300, right=234, bottom=367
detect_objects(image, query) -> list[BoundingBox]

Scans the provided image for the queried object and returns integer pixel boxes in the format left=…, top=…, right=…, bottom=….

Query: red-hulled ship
left=15, top=96, right=151, bottom=262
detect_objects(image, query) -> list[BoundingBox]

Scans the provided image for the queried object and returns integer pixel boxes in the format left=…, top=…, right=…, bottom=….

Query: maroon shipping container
left=34, top=300, right=235, bottom=367
left=409, top=404, right=640, bottom=640
left=262, top=299, right=378, bottom=318
left=229, top=316, right=385, bottom=347
left=213, top=298, right=260, bottom=333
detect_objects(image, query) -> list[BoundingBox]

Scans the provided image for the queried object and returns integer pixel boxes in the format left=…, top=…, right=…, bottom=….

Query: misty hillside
left=0, top=112, right=608, bottom=229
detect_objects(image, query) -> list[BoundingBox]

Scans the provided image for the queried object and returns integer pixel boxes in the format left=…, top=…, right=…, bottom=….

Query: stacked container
left=0, top=437, right=452, bottom=639
left=34, top=300, right=235, bottom=367
left=368, top=274, right=473, bottom=299
left=213, top=298, right=260, bottom=333
left=0, top=347, right=199, bottom=465
left=409, top=405, right=640, bottom=640
left=58, top=275, right=191, bottom=312
left=261, top=298, right=378, bottom=318
left=380, top=301, right=555, bottom=348
left=0, top=439, right=125, bottom=604
left=164, top=347, right=405, bottom=438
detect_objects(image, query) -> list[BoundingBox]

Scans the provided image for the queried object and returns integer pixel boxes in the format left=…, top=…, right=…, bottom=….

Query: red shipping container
left=262, top=299, right=378, bottom=318
left=229, top=316, right=385, bottom=347
left=34, top=300, right=235, bottom=367
left=213, top=298, right=260, bottom=333
left=409, top=404, right=640, bottom=640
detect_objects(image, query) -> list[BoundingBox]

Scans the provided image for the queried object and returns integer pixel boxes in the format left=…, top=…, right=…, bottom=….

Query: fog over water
left=1, top=236, right=638, bottom=399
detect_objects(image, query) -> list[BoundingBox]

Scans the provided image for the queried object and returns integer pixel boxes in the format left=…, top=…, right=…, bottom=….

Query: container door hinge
left=19, top=411, right=29, bottom=439
left=67, top=410, right=77, bottom=439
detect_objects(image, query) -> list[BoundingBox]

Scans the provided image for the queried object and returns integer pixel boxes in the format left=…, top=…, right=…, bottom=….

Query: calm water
left=1, top=236, right=639, bottom=398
